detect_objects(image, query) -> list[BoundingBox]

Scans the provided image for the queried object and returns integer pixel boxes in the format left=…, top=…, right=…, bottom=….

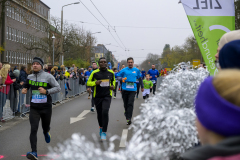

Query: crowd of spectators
left=0, top=62, right=90, bottom=121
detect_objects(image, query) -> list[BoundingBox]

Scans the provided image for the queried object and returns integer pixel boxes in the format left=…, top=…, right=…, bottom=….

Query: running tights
left=94, top=97, right=112, bottom=132
left=114, top=82, right=118, bottom=97
left=150, top=83, right=157, bottom=95
left=122, top=91, right=136, bottom=120
left=29, top=107, right=52, bottom=152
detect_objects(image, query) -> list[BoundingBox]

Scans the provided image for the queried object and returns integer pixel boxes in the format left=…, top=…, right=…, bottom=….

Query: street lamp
left=60, top=2, right=80, bottom=65
left=92, top=32, right=101, bottom=34
left=52, top=34, right=55, bottom=65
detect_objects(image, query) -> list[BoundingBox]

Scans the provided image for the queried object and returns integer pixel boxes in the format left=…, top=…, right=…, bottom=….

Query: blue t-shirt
left=114, top=72, right=118, bottom=79
left=148, top=69, right=159, bottom=81
left=85, top=71, right=91, bottom=82
left=141, top=71, right=146, bottom=78
left=118, top=67, right=141, bottom=91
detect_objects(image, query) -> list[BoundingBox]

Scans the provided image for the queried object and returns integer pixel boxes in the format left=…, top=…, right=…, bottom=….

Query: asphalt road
left=0, top=90, right=144, bottom=160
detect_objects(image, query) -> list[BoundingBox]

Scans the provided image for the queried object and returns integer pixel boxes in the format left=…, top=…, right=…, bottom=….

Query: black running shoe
left=127, top=120, right=132, bottom=125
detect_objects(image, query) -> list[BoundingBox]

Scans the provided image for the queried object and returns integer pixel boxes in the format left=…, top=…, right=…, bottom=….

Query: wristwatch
left=46, top=90, right=49, bottom=95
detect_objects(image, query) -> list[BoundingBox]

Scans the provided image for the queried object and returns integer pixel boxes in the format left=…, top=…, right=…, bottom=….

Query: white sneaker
left=91, top=107, right=95, bottom=112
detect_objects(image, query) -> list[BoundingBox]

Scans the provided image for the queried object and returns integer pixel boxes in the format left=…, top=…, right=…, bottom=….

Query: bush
left=64, top=58, right=90, bottom=69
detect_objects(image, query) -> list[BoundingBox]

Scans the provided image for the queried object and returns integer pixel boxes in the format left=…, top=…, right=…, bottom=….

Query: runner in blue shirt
left=113, top=68, right=118, bottom=99
left=136, top=66, right=141, bottom=99
left=141, top=68, right=146, bottom=79
left=147, top=64, right=159, bottom=95
left=118, top=57, right=144, bottom=125
left=85, top=67, right=92, bottom=99
left=89, top=62, right=98, bottom=112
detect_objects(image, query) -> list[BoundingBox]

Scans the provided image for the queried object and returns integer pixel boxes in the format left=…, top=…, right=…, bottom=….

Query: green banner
left=182, top=0, right=235, bottom=75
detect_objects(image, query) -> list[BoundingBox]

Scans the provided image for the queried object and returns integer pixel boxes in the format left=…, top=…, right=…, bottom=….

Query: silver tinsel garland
left=48, top=63, right=209, bottom=160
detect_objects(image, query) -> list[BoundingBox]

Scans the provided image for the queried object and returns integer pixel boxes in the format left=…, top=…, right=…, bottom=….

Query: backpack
left=59, top=71, right=64, bottom=81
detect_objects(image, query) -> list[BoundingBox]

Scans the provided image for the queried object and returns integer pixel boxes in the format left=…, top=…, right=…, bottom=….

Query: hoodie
left=181, top=136, right=240, bottom=160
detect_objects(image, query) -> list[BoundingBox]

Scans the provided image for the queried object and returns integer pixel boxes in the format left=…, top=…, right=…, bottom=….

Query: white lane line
left=119, top=129, right=128, bottom=147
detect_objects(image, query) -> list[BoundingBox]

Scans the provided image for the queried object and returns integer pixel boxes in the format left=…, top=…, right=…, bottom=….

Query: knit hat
left=32, top=57, right=44, bottom=68
left=219, top=40, right=240, bottom=69
left=196, top=77, right=240, bottom=137
left=219, top=30, right=240, bottom=50
left=13, top=70, right=20, bottom=78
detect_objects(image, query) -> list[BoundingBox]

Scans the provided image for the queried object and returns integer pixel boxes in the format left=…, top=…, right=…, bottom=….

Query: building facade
left=93, top=44, right=109, bottom=59
left=0, top=0, right=50, bottom=66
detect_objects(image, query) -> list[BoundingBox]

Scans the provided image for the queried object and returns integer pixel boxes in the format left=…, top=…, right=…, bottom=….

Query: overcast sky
left=41, top=0, right=194, bottom=64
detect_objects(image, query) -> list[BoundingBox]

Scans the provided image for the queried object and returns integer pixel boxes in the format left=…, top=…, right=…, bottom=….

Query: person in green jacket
left=142, top=74, right=153, bottom=99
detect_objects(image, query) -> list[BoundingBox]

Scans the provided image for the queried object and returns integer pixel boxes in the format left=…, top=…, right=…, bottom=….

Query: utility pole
left=1, top=1, right=6, bottom=63
left=60, top=8, right=63, bottom=65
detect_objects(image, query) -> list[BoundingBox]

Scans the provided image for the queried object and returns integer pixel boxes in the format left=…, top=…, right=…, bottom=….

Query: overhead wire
left=68, top=20, right=191, bottom=29
left=89, top=0, right=127, bottom=49
left=78, top=0, right=125, bottom=50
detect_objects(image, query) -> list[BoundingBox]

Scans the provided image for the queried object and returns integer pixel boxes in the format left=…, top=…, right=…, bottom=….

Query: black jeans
left=113, top=82, right=118, bottom=97
left=29, top=107, right=52, bottom=152
left=94, top=96, right=112, bottom=132
left=122, top=91, right=136, bottom=120
left=150, top=83, right=157, bottom=94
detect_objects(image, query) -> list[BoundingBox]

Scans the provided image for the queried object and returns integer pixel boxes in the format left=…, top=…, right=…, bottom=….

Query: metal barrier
left=19, top=88, right=31, bottom=118
left=156, top=76, right=165, bottom=90
left=0, top=78, right=87, bottom=123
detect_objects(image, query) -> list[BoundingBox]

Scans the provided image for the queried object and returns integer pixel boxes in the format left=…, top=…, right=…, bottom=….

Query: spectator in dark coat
left=19, top=65, right=28, bottom=83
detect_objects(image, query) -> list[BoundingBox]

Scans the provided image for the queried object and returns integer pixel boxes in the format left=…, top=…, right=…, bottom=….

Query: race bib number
left=151, top=80, right=156, bottom=84
left=31, top=90, right=47, bottom=103
left=126, top=82, right=134, bottom=89
left=100, top=79, right=110, bottom=87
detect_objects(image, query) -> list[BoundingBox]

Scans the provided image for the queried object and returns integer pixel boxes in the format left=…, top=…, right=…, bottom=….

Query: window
left=9, top=51, right=11, bottom=63
left=23, top=53, right=25, bottom=64
left=6, top=6, right=9, bottom=17
left=8, top=6, right=12, bottom=17
left=15, top=8, right=17, bottom=20
left=11, top=28, right=14, bottom=41
left=6, top=27, right=9, bottom=40
left=16, top=30, right=18, bottom=42
left=11, top=51, right=13, bottom=64
left=6, top=51, right=8, bottom=62
left=14, top=29, right=16, bottom=41
left=9, top=27, right=11, bottom=40
left=19, top=9, right=22, bottom=22
left=19, top=53, right=21, bottom=64
left=21, top=31, right=23, bottom=43
left=23, top=32, right=27, bottom=44
left=16, top=52, right=19, bottom=64
left=12, top=7, right=14, bottom=19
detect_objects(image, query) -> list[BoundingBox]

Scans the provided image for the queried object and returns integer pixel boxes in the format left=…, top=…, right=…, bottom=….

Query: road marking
left=119, top=129, right=128, bottom=147
left=70, top=110, right=90, bottom=124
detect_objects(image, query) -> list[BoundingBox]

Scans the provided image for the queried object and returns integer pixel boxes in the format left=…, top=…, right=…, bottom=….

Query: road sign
left=192, top=59, right=201, bottom=68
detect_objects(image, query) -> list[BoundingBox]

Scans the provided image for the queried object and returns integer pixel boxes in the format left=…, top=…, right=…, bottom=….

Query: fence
left=0, top=78, right=86, bottom=123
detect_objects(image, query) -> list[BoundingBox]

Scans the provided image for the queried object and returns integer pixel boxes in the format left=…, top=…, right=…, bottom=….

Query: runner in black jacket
left=22, top=57, right=61, bottom=160
left=87, top=57, right=115, bottom=141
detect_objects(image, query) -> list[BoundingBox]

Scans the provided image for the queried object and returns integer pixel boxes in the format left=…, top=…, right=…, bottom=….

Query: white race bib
left=31, top=90, right=47, bottom=103
left=100, top=79, right=110, bottom=87
left=126, top=82, right=134, bottom=89
left=151, top=80, right=156, bottom=84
